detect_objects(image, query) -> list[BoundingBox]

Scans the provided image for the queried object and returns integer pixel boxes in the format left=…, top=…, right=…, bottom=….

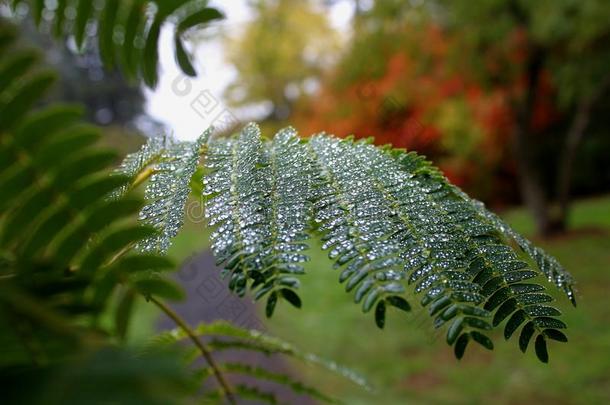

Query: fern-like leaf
left=147, top=320, right=368, bottom=403
left=197, top=363, right=336, bottom=404
left=383, top=147, right=569, bottom=359
left=0, top=23, right=183, bottom=363
left=203, top=125, right=314, bottom=314
left=455, top=190, right=577, bottom=305
left=131, top=123, right=577, bottom=362
left=8, top=0, right=224, bottom=87
left=202, top=384, right=279, bottom=405
left=111, top=135, right=168, bottom=198
left=137, top=130, right=210, bottom=253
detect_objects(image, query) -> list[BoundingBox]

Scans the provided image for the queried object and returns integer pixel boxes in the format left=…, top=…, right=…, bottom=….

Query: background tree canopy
left=225, top=0, right=338, bottom=121
left=229, top=0, right=610, bottom=237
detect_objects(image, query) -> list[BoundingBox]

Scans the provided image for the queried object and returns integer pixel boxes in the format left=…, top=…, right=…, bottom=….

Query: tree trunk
left=552, top=74, right=610, bottom=230
left=552, top=99, right=591, bottom=231
left=513, top=124, right=554, bottom=235
left=506, top=0, right=608, bottom=236
left=505, top=3, right=559, bottom=236
left=512, top=46, right=556, bottom=236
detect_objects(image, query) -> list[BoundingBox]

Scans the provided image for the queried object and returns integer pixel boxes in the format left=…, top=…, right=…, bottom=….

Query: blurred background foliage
left=224, top=0, right=339, bottom=121
left=11, top=12, right=153, bottom=157
left=12, top=0, right=609, bottom=237
left=228, top=0, right=610, bottom=237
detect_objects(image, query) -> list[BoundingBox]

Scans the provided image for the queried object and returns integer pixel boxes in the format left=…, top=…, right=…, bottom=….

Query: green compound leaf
left=126, top=122, right=576, bottom=363
left=14, top=0, right=224, bottom=87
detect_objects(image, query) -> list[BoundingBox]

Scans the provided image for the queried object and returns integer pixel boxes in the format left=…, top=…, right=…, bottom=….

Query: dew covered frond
left=137, top=130, right=211, bottom=253
left=452, top=188, right=577, bottom=305
left=111, top=136, right=168, bottom=198
left=203, top=125, right=315, bottom=315
left=128, top=123, right=577, bottom=363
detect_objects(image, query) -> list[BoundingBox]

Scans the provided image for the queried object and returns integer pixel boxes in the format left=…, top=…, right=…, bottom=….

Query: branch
left=149, top=296, right=236, bottom=405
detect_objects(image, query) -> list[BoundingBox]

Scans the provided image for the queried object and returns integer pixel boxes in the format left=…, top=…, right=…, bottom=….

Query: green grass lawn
left=164, top=195, right=610, bottom=404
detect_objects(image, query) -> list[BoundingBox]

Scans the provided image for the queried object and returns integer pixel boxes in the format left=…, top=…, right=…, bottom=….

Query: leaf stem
left=131, top=166, right=156, bottom=190
left=149, top=296, right=236, bottom=404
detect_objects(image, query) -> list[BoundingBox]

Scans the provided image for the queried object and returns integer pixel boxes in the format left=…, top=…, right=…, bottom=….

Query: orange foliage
left=293, top=24, right=561, bottom=201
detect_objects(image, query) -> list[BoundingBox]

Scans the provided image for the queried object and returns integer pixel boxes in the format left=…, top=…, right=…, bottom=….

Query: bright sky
left=145, top=0, right=354, bottom=141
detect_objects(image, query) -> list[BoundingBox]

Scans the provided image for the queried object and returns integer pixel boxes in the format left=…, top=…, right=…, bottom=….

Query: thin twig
left=149, top=296, right=237, bottom=405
